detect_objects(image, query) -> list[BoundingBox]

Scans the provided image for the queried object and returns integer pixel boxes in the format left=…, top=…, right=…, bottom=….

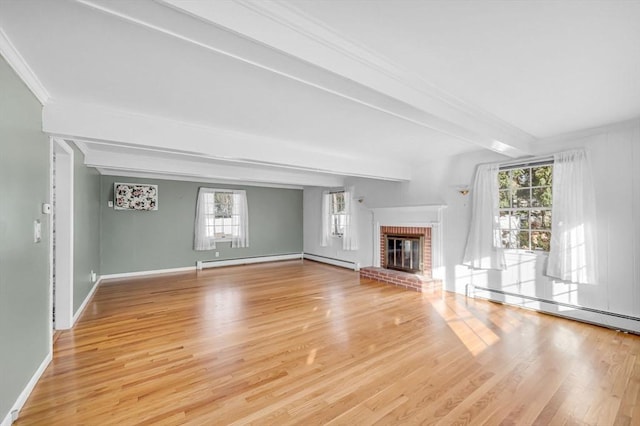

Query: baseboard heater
left=196, top=253, right=303, bottom=270
left=303, top=253, right=359, bottom=271
left=470, top=285, right=640, bottom=335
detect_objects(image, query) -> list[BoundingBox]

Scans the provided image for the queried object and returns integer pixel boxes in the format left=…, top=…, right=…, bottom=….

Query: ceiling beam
left=44, top=101, right=410, bottom=181
left=78, top=0, right=534, bottom=158
left=77, top=141, right=345, bottom=188
left=159, top=0, right=536, bottom=157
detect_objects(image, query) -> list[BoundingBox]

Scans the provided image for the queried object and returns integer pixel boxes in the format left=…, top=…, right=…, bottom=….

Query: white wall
left=449, top=119, right=640, bottom=331
left=303, top=186, right=373, bottom=268
left=303, top=118, right=640, bottom=331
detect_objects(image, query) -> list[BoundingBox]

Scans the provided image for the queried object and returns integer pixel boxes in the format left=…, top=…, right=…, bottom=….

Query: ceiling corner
left=0, top=27, right=51, bottom=105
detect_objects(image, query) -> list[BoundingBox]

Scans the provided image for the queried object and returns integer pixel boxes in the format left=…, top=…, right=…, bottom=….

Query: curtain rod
left=498, top=155, right=554, bottom=170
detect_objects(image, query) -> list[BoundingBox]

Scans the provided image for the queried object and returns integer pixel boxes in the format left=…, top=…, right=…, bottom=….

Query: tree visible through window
left=498, top=164, right=553, bottom=251
left=204, top=191, right=238, bottom=239
left=330, top=191, right=346, bottom=236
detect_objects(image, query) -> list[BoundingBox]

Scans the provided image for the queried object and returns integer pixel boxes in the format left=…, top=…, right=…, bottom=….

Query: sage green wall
left=71, top=143, right=101, bottom=312
left=100, top=176, right=303, bottom=274
left=0, top=56, right=50, bottom=418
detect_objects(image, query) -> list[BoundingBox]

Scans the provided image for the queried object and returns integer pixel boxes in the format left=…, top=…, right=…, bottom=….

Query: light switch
left=108, top=200, right=114, bottom=208
left=34, top=219, right=42, bottom=243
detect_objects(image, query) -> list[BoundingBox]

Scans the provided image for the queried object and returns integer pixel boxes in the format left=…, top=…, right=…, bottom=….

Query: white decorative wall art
left=114, top=183, right=158, bottom=211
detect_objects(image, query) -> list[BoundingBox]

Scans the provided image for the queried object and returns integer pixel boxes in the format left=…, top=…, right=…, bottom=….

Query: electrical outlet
left=90, top=270, right=97, bottom=283
left=215, top=252, right=220, bottom=258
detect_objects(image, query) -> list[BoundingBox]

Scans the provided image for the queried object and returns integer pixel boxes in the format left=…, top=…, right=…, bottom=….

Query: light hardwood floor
left=17, top=260, right=640, bottom=425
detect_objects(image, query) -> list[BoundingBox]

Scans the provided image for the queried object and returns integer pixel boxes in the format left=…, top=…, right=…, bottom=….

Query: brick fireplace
left=360, top=225, right=438, bottom=292
left=379, top=226, right=432, bottom=277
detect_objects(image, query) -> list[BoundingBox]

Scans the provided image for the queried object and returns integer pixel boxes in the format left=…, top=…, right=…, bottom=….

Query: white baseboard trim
left=71, top=277, right=101, bottom=325
left=100, top=266, right=197, bottom=281
left=303, top=253, right=359, bottom=271
left=197, top=253, right=303, bottom=270
left=471, top=286, right=640, bottom=334
left=1, top=351, right=52, bottom=426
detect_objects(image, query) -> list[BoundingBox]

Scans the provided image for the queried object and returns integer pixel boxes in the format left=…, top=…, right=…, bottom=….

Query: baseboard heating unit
left=470, top=285, right=640, bottom=335
left=196, top=253, right=303, bottom=270
left=303, top=253, right=359, bottom=271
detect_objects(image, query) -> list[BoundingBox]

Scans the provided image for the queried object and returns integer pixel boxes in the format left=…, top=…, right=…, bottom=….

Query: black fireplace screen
left=386, top=235, right=423, bottom=273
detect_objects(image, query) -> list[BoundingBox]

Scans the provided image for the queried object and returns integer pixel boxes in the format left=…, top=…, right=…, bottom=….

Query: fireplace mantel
left=371, top=204, right=446, bottom=281
left=370, top=204, right=446, bottom=226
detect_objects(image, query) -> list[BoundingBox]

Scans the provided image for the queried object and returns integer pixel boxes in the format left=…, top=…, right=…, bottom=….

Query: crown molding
left=159, top=0, right=534, bottom=157
left=75, top=0, right=532, bottom=158
left=535, top=117, right=640, bottom=146
left=0, top=27, right=50, bottom=105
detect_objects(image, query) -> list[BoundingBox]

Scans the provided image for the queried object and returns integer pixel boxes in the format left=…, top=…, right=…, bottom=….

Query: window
left=498, top=163, right=553, bottom=251
left=194, top=188, right=249, bottom=250
left=204, top=191, right=238, bottom=239
left=330, top=191, right=346, bottom=236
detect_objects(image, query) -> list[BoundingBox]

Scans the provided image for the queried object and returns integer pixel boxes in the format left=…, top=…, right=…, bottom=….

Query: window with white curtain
left=464, top=149, right=596, bottom=283
left=205, top=192, right=238, bottom=240
left=321, top=187, right=358, bottom=251
left=498, top=163, right=554, bottom=252
left=330, top=191, right=346, bottom=236
left=194, top=188, right=249, bottom=250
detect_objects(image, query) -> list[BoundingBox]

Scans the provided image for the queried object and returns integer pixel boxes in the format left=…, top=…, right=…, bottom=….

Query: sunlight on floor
left=307, top=348, right=317, bottom=365
left=427, top=294, right=501, bottom=356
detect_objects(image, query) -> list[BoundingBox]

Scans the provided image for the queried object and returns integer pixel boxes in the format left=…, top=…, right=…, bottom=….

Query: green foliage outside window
left=498, top=165, right=553, bottom=251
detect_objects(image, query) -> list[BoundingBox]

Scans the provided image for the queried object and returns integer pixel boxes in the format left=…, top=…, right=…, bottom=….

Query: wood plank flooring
left=16, top=260, right=640, bottom=425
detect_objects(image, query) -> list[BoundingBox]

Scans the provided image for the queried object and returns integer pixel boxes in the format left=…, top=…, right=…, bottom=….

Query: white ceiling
left=1, top=0, right=639, bottom=187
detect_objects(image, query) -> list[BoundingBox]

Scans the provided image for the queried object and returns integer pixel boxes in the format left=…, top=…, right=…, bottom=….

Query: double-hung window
left=498, top=163, right=553, bottom=252
left=330, top=191, right=346, bottom=237
left=194, top=188, right=249, bottom=250
left=204, top=191, right=238, bottom=240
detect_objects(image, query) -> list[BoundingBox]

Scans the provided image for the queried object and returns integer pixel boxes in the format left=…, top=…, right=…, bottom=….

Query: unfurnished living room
left=1, top=1, right=640, bottom=425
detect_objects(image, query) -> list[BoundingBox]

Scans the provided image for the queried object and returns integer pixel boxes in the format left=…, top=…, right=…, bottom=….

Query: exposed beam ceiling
left=1, top=0, right=639, bottom=187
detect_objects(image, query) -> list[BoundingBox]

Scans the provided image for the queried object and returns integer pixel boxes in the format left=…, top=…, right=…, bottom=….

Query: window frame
left=203, top=190, right=240, bottom=242
left=329, top=191, right=346, bottom=237
left=498, top=161, right=554, bottom=254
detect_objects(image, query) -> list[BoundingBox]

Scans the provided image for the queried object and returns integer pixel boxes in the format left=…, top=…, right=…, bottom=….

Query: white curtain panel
left=462, top=163, right=506, bottom=270
left=547, top=150, right=598, bottom=284
left=194, top=187, right=217, bottom=251
left=342, top=186, right=359, bottom=251
left=231, top=190, right=249, bottom=248
left=320, top=190, right=331, bottom=247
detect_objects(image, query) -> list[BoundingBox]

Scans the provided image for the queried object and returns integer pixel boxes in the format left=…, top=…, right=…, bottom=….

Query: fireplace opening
left=385, top=235, right=423, bottom=274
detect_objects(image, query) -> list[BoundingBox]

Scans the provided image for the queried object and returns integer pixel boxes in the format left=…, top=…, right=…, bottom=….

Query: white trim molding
left=197, top=253, right=303, bottom=270
left=100, top=266, right=197, bottom=281
left=51, top=138, right=74, bottom=330
left=0, top=27, right=50, bottom=105
left=1, top=352, right=52, bottom=426
left=71, top=277, right=102, bottom=325
left=303, top=253, right=359, bottom=271
left=471, top=286, right=640, bottom=334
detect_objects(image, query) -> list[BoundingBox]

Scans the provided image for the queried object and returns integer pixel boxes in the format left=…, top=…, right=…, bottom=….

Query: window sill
left=212, top=237, right=236, bottom=243
left=504, top=249, right=549, bottom=257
